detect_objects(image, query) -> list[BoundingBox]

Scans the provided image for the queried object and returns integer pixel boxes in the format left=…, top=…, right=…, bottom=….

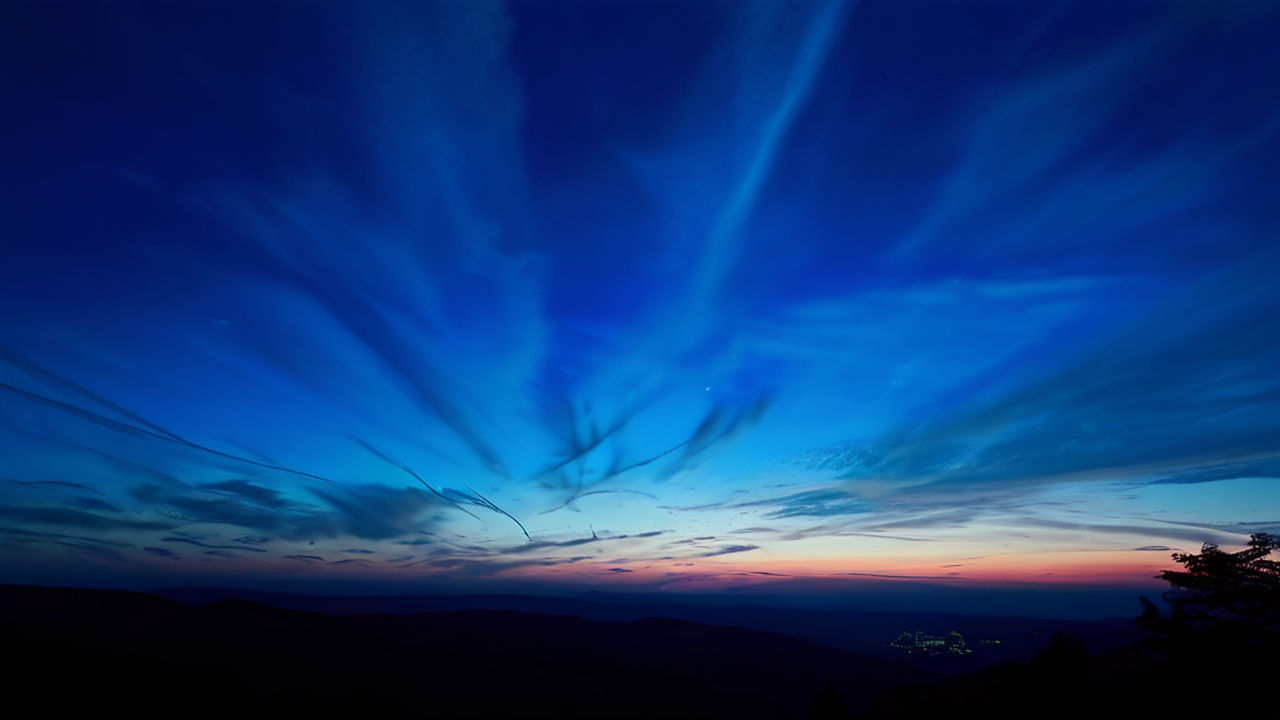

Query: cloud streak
left=2, top=1, right=1277, bottom=593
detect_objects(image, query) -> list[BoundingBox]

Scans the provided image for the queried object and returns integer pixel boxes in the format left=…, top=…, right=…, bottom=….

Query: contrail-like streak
left=538, top=489, right=660, bottom=516
left=688, top=0, right=854, bottom=309
left=0, top=346, right=190, bottom=443
left=0, top=381, right=336, bottom=485
left=353, top=436, right=530, bottom=539
left=2, top=379, right=534, bottom=539
left=352, top=436, right=482, bottom=522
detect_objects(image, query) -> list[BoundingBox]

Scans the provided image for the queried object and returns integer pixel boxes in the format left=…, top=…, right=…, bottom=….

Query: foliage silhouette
left=1138, top=532, right=1280, bottom=649
left=854, top=539, right=1280, bottom=719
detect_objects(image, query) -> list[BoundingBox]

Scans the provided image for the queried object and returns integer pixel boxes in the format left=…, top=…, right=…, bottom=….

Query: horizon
left=3, top=0, right=1278, bottom=622
left=1, top=579, right=1162, bottom=623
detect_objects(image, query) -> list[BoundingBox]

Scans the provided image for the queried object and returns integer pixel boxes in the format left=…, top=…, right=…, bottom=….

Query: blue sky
left=2, top=0, right=1278, bottom=614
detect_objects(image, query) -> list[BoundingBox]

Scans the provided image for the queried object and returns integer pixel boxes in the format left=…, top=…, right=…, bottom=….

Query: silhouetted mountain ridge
left=1, top=584, right=934, bottom=718
left=152, top=585, right=1142, bottom=673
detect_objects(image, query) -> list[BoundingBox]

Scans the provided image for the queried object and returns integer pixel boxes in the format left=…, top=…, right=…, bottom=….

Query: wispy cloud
left=161, top=537, right=266, bottom=553
left=0, top=506, right=172, bottom=532
left=699, top=545, right=759, bottom=558
left=2, top=1, right=1277, bottom=591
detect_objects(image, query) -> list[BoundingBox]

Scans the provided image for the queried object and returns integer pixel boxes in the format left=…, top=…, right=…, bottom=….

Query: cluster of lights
left=888, top=630, right=975, bottom=656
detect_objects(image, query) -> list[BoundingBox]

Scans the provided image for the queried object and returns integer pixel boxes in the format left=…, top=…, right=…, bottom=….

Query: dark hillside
left=1, top=585, right=931, bottom=718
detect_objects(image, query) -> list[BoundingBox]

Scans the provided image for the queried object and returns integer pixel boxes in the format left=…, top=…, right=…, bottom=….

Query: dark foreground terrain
left=4, top=584, right=1273, bottom=718
left=1, top=584, right=929, bottom=718
left=154, top=586, right=1144, bottom=674
left=858, top=629, right=1275, bottom=719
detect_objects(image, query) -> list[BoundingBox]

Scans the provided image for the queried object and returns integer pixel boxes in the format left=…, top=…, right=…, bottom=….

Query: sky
left=2, top=0, right=1279, bottom=617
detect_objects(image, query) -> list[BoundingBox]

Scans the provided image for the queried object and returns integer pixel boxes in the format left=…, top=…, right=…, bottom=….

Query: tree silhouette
left=1139, top=532, right=1280, bottom=649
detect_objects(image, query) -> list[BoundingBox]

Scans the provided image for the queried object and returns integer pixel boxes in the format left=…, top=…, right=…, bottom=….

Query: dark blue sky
left=2, top=0, right=1278, bottom=614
